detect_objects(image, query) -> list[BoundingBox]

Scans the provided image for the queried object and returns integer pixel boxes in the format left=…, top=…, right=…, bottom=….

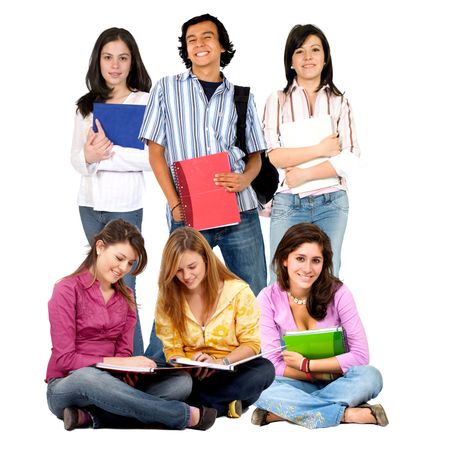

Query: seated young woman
left=46, top=219, right=216, bottom=431
left=155, top=227, right=275, bottom=418
left=252, top=223, right=388, bottom=428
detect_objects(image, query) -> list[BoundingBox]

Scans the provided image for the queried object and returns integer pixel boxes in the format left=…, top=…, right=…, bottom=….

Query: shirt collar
left=181, top=70, right=231, bottom=90
left=288, top=79, right=329, bottom=95
left=77, top=269, right=98, bottom=289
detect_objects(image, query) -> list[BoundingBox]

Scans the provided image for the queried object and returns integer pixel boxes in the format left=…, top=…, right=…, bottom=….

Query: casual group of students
left=46, top=13, right=387, bottom=431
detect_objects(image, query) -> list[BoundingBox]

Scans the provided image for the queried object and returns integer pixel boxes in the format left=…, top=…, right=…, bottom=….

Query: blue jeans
left=47, top=367, right=192, bottom=429
left=145, top=208, right=267, bottom=359
left=255, top=365, right=383, bottom=429
left=189, top=358, right=275, bottom=417
left=79, top=207, right=144, bottom=355
left=270, top=191, right=348, bottom=277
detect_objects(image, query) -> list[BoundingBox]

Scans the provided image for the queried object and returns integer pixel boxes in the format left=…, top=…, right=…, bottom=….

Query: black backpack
left=234, top=85, right=279, bottom=205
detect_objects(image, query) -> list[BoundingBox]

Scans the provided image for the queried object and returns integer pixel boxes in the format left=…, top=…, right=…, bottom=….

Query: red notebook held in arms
left=173, top=152, right=241, bottom=231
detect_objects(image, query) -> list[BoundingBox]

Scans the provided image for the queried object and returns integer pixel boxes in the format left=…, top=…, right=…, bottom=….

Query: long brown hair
left=71, top=219, right=147, bottom=309
left=157, top=227, right=238, bottom=336
left=272, top=223, right=341, bottom=320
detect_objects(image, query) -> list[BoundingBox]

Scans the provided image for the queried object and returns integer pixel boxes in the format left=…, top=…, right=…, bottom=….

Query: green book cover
left=283, top=326, right=347, bottom=359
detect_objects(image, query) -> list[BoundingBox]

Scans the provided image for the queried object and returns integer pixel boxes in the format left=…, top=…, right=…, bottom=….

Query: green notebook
left=283, top=326, right=347, bottom=359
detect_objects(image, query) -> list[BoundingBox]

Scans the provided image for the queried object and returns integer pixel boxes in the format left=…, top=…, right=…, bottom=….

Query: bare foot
left=266, top=411, right=285, bottom=424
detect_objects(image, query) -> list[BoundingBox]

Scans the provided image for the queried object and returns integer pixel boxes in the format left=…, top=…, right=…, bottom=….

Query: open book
left=279, top=115, right=340, bottom=193
left=95, top=362, right=194, bottom=374
left=171, top=346, right=285, bottom=372
left=283, top=326, right=347, bottom=359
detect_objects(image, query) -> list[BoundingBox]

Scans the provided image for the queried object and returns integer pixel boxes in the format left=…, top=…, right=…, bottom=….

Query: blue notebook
left=93, top=103, right=146, bottom=150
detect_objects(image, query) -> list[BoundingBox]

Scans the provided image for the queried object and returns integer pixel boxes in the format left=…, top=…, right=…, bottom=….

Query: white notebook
left=279, top=116, right=340, bottom=194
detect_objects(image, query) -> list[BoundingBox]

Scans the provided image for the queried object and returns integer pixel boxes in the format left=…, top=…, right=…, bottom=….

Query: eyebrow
left=101, top=51, right=131, bottom=56
left=186, top=30, right=215, bottom=40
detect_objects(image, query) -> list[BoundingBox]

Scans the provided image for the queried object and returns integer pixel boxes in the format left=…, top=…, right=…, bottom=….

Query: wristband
left=223, top=357, right=231, bottom=366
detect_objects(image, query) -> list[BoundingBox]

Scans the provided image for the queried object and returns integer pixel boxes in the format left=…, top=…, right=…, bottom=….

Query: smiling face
left=291, top=34, right=325, bottom=87
left=186, top=20, right=224, bottom=73
left=95, top=240, right=137, bottom=289
left=283, top=242, right=324, bottom=296
left=175, top=250, right=206, bottom=293
left=99, top=39, right=132, bottom=90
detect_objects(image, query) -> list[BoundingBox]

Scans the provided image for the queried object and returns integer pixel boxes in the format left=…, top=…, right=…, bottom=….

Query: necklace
left=288, top=292, right=307, bottom=305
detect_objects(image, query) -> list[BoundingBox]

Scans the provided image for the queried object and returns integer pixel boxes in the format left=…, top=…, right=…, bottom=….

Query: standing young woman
left=71, top=27, right=152, bottom=354
left=253, top=224, right=387, bottom=428
left=263, top=24, right=360, bottom=276
left=46, top=219, right=216, bottom=431
left=155, top=227, right=275, bottom=418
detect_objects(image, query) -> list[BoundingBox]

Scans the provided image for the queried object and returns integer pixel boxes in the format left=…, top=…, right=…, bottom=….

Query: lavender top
left=257, top=282, right=369, bottom=375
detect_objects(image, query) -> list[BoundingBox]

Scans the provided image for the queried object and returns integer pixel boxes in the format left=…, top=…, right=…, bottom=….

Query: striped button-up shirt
left=139, top=70, right=267, bottom=212
left=263, top=80, right=360, bottom=187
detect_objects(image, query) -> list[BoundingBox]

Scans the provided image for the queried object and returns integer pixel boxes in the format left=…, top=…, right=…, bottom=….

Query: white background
left=1, top=0, right=448, bottom=449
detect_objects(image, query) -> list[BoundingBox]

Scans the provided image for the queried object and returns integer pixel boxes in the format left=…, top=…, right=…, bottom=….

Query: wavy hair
left=71, top=219, right=147, bottom=309
left=178, top=13, right=236, bottom=69
left=76, top=27, right=151, bottom=117
left=272, top=223, right=341, bottom=320
left=283, top=24, right=342, bottom=96
left=157, top=227, right=238, bottom=337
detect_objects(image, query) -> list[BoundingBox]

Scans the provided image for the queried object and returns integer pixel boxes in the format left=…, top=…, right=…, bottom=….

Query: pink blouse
left=46, top=270, right=136, bottom=381
left=257, top=282, right=369, bottom=376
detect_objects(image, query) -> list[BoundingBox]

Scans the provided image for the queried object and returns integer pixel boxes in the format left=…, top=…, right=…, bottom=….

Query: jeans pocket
left=330, top=191, right=349, bottom=213
left=271, top=195, right=295, bottom=221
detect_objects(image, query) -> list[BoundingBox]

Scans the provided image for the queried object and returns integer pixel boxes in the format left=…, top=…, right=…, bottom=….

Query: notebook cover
left=173, top=153, right=241, bottom=231
left=93, top=103, right=146, bottom=150
left=283, top=326, right=347, bottom=359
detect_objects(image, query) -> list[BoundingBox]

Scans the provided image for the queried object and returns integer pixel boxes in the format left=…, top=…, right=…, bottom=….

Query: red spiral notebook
left=172, top=153, right=241, bottom=231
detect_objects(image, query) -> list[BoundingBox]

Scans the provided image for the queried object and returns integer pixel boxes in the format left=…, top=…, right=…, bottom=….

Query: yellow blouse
left=155, top=279, right=261, bottom=361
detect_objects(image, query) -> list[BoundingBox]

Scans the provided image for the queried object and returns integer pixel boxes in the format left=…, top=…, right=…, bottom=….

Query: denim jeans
left=47, top=367, right=192, bottom=429
left=255, top=365, right=383, bottom=429
left=270, top=191, right=349, bottom=277
left=79, top=206, right=144, bottom=355
left=189, top=358, right=275, bottom=417
left=145, top=208, right=268, bottom=359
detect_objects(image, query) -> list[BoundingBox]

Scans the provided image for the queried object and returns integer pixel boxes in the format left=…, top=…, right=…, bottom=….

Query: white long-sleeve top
left=71, top=91, right=151, bottom=212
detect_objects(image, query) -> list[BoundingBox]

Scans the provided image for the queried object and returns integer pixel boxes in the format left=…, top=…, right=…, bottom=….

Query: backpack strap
left=234, top=85, right=250, bottom=155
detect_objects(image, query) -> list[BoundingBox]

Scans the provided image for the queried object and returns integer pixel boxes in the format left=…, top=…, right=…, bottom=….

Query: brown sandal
left=359, top=403, right=389, bottom=426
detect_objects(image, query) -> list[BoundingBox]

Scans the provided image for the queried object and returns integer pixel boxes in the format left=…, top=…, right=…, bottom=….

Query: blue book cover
left=93, top=103, right=146, bottom=150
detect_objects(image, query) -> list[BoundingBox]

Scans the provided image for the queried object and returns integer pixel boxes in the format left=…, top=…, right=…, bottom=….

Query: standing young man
left=140, top=13, right=267, bottom=299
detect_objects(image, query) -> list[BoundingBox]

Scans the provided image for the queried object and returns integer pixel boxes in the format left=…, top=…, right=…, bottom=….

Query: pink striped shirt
left=262, top=81, right=360, bottom=195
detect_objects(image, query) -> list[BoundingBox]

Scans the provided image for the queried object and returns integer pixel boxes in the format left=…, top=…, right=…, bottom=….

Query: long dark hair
left=71, top=219, right=147, bottom=309
left=272, top=223, right=341, bottom=320
left=178, top=13, right=235, bottom=69
left=76, top=27, right=151, bottom=117
left=283, top=24, right=342, bottom=96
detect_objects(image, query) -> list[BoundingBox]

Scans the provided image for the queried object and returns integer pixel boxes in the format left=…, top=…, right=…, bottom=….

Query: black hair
left=76, top=27, right=151, bottom=117
left=178, top=13, right=235, bottom=69
left=283, top=24, right=342, bottom=96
